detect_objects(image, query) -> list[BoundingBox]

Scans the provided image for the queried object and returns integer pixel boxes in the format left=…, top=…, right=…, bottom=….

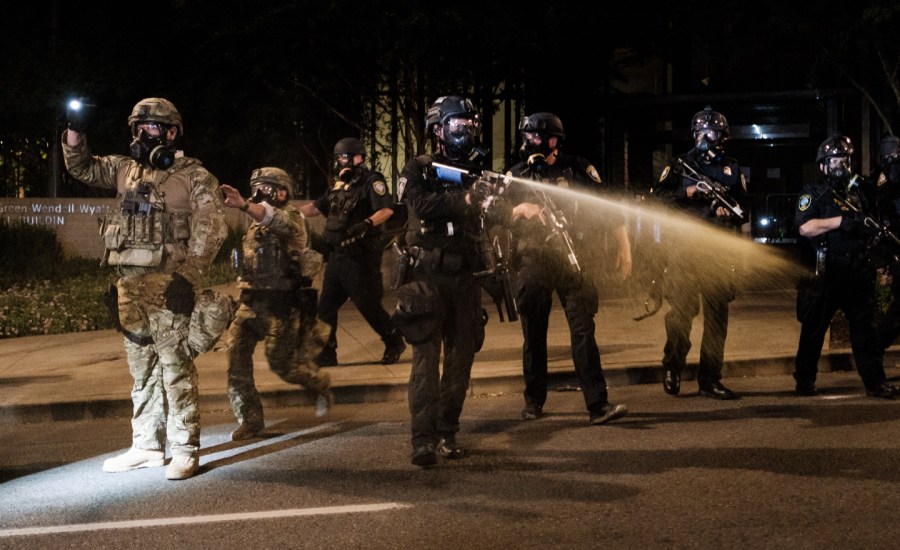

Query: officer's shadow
left=195, top=417, right=346, bottom=474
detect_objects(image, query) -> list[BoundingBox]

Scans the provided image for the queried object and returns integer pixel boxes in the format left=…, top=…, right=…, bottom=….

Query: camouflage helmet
left=250, top=166, right=295, bottom=198
left=128, top=97, right=183, bottom=135
left=816, top=134, right=854, bottom=164
left=518, top=112, right=566, bottom=139
left=334, top=137, right=366, bottom=158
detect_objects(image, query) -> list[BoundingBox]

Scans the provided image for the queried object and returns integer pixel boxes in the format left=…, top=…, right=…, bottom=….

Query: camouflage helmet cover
left=127, top=97, right=183, bottom=135
left=250, top=166, right=295, bottom=198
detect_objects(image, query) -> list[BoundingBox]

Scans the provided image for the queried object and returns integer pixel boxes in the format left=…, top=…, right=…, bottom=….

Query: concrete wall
left=0, top=198, right=323, bottom=260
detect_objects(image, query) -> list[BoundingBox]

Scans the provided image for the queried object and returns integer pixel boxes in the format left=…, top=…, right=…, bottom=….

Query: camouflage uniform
left=226, top=170, right=331, bottom=433
left=61, top=102, right=227, bottom=462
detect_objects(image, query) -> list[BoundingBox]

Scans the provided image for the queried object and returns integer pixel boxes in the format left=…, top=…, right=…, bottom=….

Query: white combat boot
left=102, top=448, right=165, bottom=473
left=165, top=454, right=199, bottom=480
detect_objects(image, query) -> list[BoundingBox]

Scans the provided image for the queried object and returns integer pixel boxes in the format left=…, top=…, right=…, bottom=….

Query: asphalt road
left=2, top=370, right=899, bottom=550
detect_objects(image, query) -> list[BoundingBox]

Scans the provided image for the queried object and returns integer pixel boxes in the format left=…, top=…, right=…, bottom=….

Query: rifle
left=829, top=181, right=900, bottom=250
left=431, top=160, right=518, bottom=322
left=674, top=159, right=745, bottom=221
left=535, top=188, right=582, bottom=274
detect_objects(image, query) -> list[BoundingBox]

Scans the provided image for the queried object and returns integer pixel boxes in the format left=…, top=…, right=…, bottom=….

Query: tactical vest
left=324, top=175, right=366, bottom=246
left=238, top=224, right=294, bottom=291
left=101, top=162, right=195, bottom=267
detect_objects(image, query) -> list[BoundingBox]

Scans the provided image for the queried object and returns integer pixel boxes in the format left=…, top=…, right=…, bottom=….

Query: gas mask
left=693, top=128, right=724, bottom=162
left=332, top=154, right=358, bottom=183
left=130, top=124, right=175, bottom=170
left=249, top=182, right=287, bottom=207
left=822, top=155, right=851, bottom=185
left=519, top=132, right=553, bottom=161
left=441, top=116, right=480, bottom=161
left=525, top=153, right=548, bottom=176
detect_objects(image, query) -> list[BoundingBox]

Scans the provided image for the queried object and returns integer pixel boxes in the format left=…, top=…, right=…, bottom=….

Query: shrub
left=0, top=221, right=243, bottom=339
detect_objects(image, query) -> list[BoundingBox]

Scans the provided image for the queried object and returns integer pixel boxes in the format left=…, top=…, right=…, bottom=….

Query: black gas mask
left=822, top=155, right=852, bottom=186
left=249, top=182, right=287, bottom=207
left=442, top=116, right=480, bottom=161
left=693, top=129, right=724, bottom=164
left=130, top=124, right=175, bottom=170
left=332, top=154, right=358, bottom=183
left=519, top=131, right=553, bottom=162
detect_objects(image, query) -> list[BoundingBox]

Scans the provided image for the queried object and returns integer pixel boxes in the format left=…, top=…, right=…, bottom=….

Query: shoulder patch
left=798, top=194, right=812, bottom=211
left=372, top=180, right=387, bottom=196
left=740, top=172, right=747, bottom=192
left=659, top=165, right=670, bottom=182
left=878, top=173, right=888, bottom=187
left=723, top=166, right=733, bottom=176
left=397, top=177, right=407, bottom=201
left=585, top=164, right=602, bottom=184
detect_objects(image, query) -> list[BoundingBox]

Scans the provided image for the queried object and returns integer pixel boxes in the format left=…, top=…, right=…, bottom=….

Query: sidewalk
left=0, top=284, right=894, bottom=425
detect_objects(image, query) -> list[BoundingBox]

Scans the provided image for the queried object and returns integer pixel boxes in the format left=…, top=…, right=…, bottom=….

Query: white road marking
left=0, top=502, right=411, bottom=537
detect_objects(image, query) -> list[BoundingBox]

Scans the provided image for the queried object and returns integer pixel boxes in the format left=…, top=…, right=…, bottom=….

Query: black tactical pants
left=795, top=259, right=887, bottom=389
left=407, top=268, right=483, bottom=449
left=515, top=256, right=609, bottom=415
left=317, top=249, right=400, bottom=352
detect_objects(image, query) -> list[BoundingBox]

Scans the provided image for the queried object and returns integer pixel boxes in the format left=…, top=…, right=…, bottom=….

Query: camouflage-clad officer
left=220, top=168, right=333, bottom=441
left=62, top=97, right=227, bottom=480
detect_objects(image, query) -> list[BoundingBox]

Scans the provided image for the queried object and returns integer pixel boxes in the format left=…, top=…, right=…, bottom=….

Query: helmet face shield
left=441, top=115, right=481, bottom=159
left=822, top=155, right=851, bottom=180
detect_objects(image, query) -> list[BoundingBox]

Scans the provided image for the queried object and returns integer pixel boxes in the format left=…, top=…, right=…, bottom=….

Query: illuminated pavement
left=1, top=283, right=898, bottom=424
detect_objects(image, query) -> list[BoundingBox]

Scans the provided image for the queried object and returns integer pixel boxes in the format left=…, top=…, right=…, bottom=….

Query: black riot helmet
left=518, top=112, right=566, bottom=139
left=816, top=133, right=854, bottom=182
left=332, top=137, right=366, bottom=182
left=425, top=95, right=482, bottom=160
left=879, top=133, right=900, bottom=164
left=691, top=106, right=728, bottom=156
left=518, top=112, right=565, bottom=164
left=334, top=137, right=366, bottom=159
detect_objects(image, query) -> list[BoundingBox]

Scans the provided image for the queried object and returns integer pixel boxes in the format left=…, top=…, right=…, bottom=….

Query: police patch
left=659, top=165, right=670, bottom=182
left=586, top=164, right=602, bottom=184
left=397, top=177, right=407, bottom=200
left=373, top=180, right=387, bottom=196
left=723, top=166, right=733, bottom=176
left=878, top=173, right=888, bottom=187
left=798, top=194, right=812, bottom=211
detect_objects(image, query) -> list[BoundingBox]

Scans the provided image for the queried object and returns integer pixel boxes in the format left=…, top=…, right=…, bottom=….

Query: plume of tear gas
left=503, top=177, right=812, bottom=302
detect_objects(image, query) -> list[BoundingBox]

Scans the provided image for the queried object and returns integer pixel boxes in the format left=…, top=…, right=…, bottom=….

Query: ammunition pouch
left=187, top=289, right=237, bottom=356
left=391, top=280, right=442, bottom=344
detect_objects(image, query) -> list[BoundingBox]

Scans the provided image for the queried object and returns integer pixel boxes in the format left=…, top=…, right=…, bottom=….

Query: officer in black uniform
left=653, top=106, right=747, bottom=400
left=504, top=112, right=632, bottom=425
left=300, top=137, right=406, bottom=367
left=873, top=133, right=900, bottom=349
left=794, top=133, right=900, bottom=399
left=393, top=95, right=491, bottom=467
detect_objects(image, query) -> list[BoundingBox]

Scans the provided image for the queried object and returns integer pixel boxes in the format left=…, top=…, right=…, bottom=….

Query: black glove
left=164, top=273, right=195, bottom=315
left=346, top=218, right=373, bottom=240
left=66, top=98, right=98, bottom=134
left=469, top=179, right=493, bottom=209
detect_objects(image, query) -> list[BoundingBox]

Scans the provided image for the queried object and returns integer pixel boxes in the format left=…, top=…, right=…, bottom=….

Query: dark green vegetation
left=0, top=220, right=242, bottom=338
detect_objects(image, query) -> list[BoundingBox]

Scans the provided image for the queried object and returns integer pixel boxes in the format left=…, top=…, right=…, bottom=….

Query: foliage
left=0, top=221, right=238, bottom=339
